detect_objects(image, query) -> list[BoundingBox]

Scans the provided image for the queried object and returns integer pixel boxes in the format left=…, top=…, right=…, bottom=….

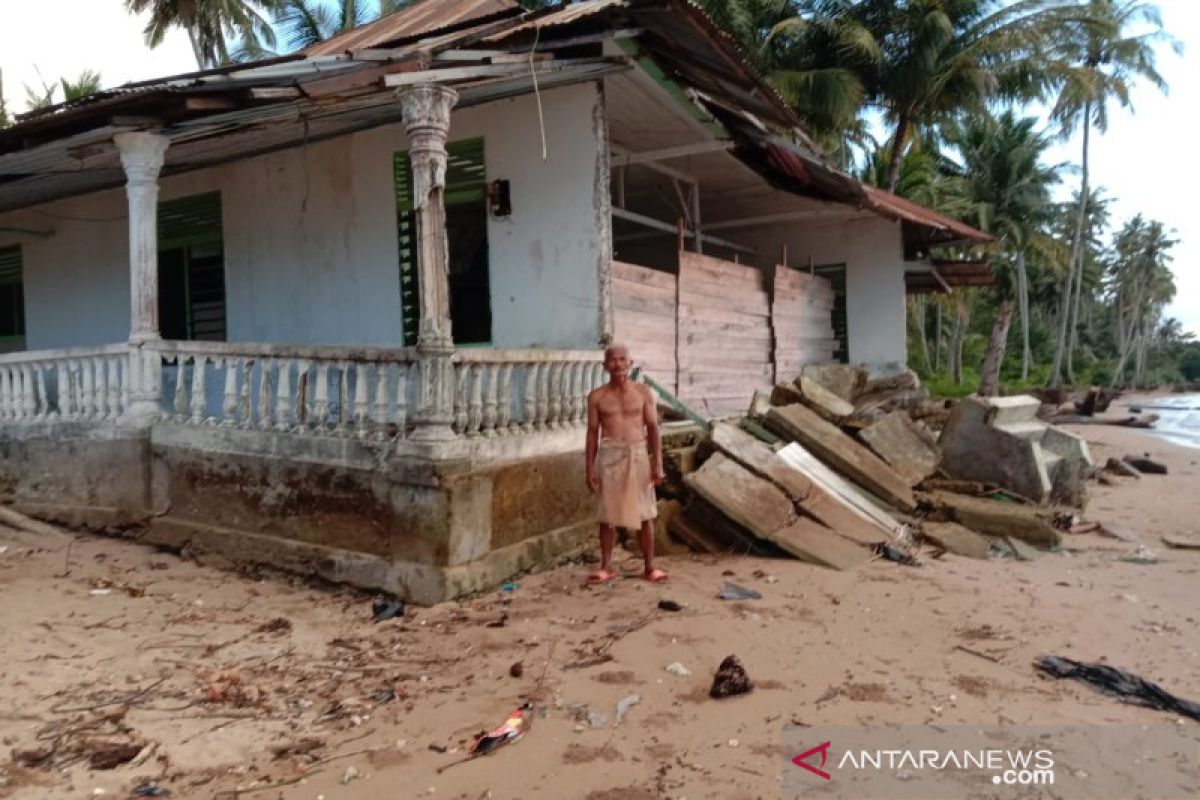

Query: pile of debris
left=1035, top=386, right=1159, bottom=430
left=658, top=363, right=1096, bottom=570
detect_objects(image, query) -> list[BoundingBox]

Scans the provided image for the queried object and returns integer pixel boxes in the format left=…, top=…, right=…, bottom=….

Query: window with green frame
left=394, top=137, right=491, bottom=345
left=158, top=192, right=226, bottom=341
left=812, top=263, right=848, bottom=363
left=0, top=245, right=26, bottom=346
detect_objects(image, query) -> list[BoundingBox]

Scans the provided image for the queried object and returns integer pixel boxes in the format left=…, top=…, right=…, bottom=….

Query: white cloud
left=1, top=1, right=198, bottom=115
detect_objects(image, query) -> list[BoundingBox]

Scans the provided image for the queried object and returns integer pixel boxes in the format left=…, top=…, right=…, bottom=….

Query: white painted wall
left=0, top=83, right=606, bottom=352
left=750, top=216, right=908, bottom=367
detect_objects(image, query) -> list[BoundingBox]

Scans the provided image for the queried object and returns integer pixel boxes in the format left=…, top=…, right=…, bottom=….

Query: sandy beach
left=1, top=415, right=1198, bottom=800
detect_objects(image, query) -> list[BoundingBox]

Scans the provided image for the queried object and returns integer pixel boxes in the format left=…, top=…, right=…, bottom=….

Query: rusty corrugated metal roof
left=306, top=0, right=521, bottom=55
left=762, top=142, right=990, bottom=245
left=483, top=0, right=626, bottom=40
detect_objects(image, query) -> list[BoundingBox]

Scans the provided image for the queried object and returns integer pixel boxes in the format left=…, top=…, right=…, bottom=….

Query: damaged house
left=0, top=0, right=990, bottom=602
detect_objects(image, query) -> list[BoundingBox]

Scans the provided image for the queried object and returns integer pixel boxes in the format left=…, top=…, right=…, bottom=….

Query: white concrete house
left=0, top=0, right=987, bottom=601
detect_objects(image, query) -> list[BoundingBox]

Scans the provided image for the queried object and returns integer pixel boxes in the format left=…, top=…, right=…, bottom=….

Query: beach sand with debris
left=0, top=416, right=1198, bottom=800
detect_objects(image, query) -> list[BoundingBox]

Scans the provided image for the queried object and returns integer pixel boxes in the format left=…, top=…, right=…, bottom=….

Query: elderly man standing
left=584, top=343, right=667, bottom=583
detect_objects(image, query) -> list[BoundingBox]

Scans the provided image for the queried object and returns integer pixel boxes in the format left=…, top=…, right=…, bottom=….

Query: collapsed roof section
left=0, top=0, right=989, bottom=251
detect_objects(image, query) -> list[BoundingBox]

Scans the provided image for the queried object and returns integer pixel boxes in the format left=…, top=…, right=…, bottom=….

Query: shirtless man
left=585, top=343, right=667, bottom=583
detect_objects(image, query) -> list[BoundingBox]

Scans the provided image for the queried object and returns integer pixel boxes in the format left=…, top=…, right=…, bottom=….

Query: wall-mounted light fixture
left=487, top=179, right=511, bottom=218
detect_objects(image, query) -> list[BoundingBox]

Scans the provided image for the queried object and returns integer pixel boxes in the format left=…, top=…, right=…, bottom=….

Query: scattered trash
left=437, top=704, right=533, bottom=774
left=587, top=711, right=606, bottom=728
left=709, top=655, right=754, bottom=699
left=717, top=582, right=762, bottom=601
left=615, top=694, right=640, bottom=726
left=371, top=598, right=405, bottom=622
left=486, top=612, right=509, bottom=628
left=132, top=784, right=170, bottom=797
left=815, top=686, right=839, bottom=704
left=1034, top=655, right=1200, bottom=721
left=657, top=599, right=683, bottom=612
left=341, top=766, right=361, bottom=785
left=1119, top=546, right=1159, bottom=565
left=665, top=662, right=692, bottom=678
left=428, top=743, right=448, bottom=754
left=727, top=738, right=739, bottom=748
left=90, top=588, right=113, bottom=596
left=509, top=662, right=524, bottom=679
left=871, top=542, right=920, bottom=566
left=501, top=582, right=519, bottom=592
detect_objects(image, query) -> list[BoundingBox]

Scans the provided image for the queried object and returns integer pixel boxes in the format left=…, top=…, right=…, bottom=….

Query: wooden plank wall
left=612, top=260, right=678, bottom=394
left=676, top=251, right=774, bottom=415
left=772, top=264, right=836, bottom=381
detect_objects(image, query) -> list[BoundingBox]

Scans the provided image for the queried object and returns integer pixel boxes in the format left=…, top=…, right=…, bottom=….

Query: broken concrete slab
left=1048, top=456, right=1090, bottom=509
left=776, top=443, right=906, bottom=540
left=985, top=395, right=1041, bottom=427
left=765, top=403, right=916, bottom=512
left=797, top=376, right=855, bottom=421
left=921, top=521, right=993, bottom=559
left=711, top=423, right=892, bottom=545
left=770, top=383, right=805, bottom=407
left=924, top=491, right=1061, bottom=548
left=1162, top=532, right=1200, bottom=550
left=799, top=362, right=867, bottom=403
left=1105, top=457, right=1142, bottom=478
left=938, top=398, right=1052, bottom=503
left=685, top=453, right=797, bottom=536
left=684, top=453, right=865, bottom=569
left=859, top=411, right=941, bottom=486
left=1005, top=536, right=1042, bottom=561
left=749, top=391, right=772, bottom=419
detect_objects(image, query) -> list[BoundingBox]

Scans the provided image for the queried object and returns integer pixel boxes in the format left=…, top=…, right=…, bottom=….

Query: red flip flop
left=587, top=568, right=619, bottom=584
left=643, top=568, right=669, bottom=583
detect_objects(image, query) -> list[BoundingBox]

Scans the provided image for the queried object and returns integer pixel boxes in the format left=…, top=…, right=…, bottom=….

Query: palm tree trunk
left=186, top=28, right=205, bottom=69
left=934, top=302, right=943, bottom=372
left=915, top=297, right=931, bottom=374
left=1049, top=102, right=1091, bottom=387
left=1017, top=251, right=1031, bottom=381
left=885, top=113, right=912, bottom=193
left=979, top=300, right=1014, bottom=396
left=950, top=308, right=966, bottom=385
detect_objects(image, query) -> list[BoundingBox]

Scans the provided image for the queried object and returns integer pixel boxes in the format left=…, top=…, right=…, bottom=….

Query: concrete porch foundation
left=0, top=421, right=598, bottom=604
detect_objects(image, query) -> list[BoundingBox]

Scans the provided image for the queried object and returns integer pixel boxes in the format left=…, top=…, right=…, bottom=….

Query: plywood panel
left=771, top=264, right=834, bottom=374
left=612, top=259, right=678, bottom=394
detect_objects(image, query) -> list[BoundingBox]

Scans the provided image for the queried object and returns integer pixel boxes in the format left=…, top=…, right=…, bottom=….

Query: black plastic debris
left=657, top=599, right=683, bottom=612
left=372, top=598, right=405, bottom=622
left=1034, top=655, right=1200, bottom=721
left=710, top=655, right=754, bottom=699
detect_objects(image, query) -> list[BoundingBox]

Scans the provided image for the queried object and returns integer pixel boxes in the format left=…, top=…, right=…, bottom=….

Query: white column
left=115, top=132, right=169, bottom=424
left=398, top=84, right=458, bottom=441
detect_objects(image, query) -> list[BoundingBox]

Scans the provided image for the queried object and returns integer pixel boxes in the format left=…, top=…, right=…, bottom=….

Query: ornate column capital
left=114, top=132, right=169, bottom=187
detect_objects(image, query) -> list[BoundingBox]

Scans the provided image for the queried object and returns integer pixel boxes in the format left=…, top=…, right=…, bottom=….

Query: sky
left=1, top=0, right=1197, bottom=334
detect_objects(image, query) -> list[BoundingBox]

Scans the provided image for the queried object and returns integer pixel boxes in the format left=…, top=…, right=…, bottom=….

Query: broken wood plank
left=799, top=363, right=867, bottom=403
left=711, top=423, right=891, bottom=545
left=765, top=403, right=916, bottom=511
left=859, top=411, right=940, bottom=486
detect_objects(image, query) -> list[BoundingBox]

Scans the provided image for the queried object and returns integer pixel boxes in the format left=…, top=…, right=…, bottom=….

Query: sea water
left=1126, top=393, right=1200, bottom=449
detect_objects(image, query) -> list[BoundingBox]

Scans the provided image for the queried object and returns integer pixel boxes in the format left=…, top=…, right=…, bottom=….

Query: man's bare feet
left=587, top=568, right=619, bottom=584
left=643, top=568, right=669, bottom=583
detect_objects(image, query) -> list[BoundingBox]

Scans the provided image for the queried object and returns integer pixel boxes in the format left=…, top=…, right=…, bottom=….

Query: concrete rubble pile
left=655, top=363, right=1098, bottom=570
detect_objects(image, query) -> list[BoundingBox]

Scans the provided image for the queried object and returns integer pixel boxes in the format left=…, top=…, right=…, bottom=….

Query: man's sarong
left=595, top=439, right=658, bottom=530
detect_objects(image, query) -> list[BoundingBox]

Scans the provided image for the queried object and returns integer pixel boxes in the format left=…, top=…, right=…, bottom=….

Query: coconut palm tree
left=21, top=71, right=103, bottom=113
left=125, top=0, right=284, bottom=68
left=1045, top=0, right=1176, bottom=387
left=232, top=0, right=419, bottom=61
left=1107, top=215, right=1177, bottom=387
left=942, top=110, right=1062, bottom=395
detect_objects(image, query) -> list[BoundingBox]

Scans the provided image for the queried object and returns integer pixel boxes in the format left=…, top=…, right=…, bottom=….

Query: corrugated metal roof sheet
left=306, top=0, right=521, bottom=55
left=484, top=0, right=625, bottom=40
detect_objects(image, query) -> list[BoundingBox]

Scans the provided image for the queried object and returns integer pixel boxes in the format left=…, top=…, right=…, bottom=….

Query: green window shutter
left=394, top=137, right=490, bottom=346
left=157, top=193, right=226, bottom=341
left=158, top=192, right=222, bottom=249
left=394, top=151, right=420, bottom=346
left=0, top=245, right=24, bottom=339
